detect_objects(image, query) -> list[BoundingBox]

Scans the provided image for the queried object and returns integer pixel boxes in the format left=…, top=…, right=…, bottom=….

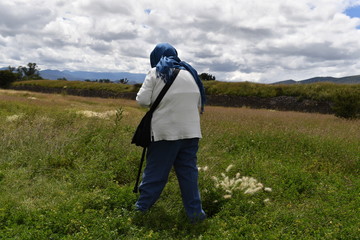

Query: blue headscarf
left=150, top=43, right=206, bottom=113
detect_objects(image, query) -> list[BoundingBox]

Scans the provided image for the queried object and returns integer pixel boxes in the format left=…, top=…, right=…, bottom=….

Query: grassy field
left=0, top=89, right=359, bottom=239
left=12, top=79, right=138, bottom=93
left=12, top=79, right=360, bottom=102
left=12, top=79, right=360, bottom=118
left=203, top=80, right=360, bottom=100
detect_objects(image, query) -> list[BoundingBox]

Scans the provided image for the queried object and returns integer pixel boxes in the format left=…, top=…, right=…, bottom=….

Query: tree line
left=0, top=63, right=42, bottom=88
left=199, top=73, right=216, bottom=81
left=1, top=62, right=217, bottom=89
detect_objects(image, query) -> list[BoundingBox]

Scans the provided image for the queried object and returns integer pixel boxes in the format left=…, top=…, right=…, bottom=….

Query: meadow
left=12, top=79, right=360, bottom=118
left=13, top=79, right=360, bottom=102
left=0, top=89, right=359, bottom=239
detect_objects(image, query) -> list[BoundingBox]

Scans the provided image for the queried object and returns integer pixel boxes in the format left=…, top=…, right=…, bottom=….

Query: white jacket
left=136, top=68, right=202, bottom=141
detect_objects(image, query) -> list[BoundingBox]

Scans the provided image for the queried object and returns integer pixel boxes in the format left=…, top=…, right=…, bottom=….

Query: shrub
left=0, top=70, right=17, bottom=88
left=332, top=89, right=360, bottom=119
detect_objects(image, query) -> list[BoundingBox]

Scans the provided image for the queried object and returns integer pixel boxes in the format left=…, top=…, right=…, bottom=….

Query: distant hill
left=39, top=70, right=146, bottom=84
left=272, top=80, right=298, bottom=84
left=0, top=67, right=146, bottom=83
left=273, top=75, right=360, bottom=84
left=2, top=66, right=360, bottom=84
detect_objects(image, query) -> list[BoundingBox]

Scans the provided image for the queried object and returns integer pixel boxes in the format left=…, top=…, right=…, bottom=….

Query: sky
left=1, top=0, right=360, bottom=83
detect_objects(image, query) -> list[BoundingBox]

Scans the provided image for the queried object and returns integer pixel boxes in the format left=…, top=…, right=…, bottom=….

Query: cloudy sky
left=1, top=0, right=360, bottom=83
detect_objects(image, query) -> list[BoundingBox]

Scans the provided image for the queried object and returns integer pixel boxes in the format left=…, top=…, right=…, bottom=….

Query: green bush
left=332, top=89, right=360, bottom=119
left=0, top=70, right=17, bottom=88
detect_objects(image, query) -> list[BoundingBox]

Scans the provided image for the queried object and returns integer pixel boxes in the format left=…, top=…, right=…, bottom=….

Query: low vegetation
left=0, top=90, right=359, bottom=239
left=0, top=70, right=17, bottom=88
left=12, top=79, right=360, bottom=101
left=204, top=81, right=360, bottom=118
left=203, top=80, right=360, bottom=101
left=11, top=79, right=360, bottom=118
left=11, top=79, right=137, bottom=93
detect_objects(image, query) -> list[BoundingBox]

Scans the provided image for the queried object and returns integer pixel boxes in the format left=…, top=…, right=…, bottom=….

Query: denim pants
left=135, top=138, right=206, bottom=221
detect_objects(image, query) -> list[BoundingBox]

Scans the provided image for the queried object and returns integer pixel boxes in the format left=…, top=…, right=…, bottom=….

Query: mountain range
left=272, top=75, right=360, bottom=84
left=39, top=70, right=146, bottom=84
left=40, top=69, right=360, bottom=84
left=1, top=67, right=360, bottom=84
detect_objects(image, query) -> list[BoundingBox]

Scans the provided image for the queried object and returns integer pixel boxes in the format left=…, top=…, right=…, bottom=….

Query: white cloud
left=1, top=0, right=360, bottom=82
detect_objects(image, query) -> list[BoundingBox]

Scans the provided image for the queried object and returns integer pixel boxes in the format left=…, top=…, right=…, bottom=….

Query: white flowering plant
left=198, top=164, right=272, bottom=217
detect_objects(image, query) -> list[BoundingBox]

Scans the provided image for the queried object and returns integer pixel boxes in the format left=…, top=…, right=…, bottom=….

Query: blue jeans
left=135, top=138, right=206, bottom=221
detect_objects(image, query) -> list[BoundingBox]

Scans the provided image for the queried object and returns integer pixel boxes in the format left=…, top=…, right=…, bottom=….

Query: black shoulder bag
left=131, top=68, right=180, bottom=193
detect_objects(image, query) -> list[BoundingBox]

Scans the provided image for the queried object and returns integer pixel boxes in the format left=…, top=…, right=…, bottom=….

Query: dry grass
left=201, top=106, right=360, bottom=140
left=0, top=89, right=143, bottom=127
left=2, top=89, right=358, bottom=140
left=0, top=89, right=138, bottom=108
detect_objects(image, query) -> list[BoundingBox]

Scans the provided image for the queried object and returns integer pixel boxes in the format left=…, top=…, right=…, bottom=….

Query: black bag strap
left=148, top=68, right=180, bottom=114
left=132, top=68, right=180, bottom=194
left=133, top=147, right=146, bottom=193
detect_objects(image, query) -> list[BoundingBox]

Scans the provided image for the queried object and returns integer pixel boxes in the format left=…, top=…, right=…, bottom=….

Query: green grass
left=204, top=81, right=360, bottom=118
left=13, top=79, right=360, bottom=102
left=12, top=79, right=138, bottom=93
left=12, top=80, right=360, bottom=118
left=0, top=89, right=359, bottom=239
left=203, top=80, right=360, bottom=101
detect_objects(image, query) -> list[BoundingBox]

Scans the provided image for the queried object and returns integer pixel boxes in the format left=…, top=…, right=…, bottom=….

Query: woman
left=135, top=43, right=206, bottom=223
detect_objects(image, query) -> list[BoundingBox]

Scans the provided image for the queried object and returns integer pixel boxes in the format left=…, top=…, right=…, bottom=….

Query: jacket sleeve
left=136, top=70, right=155, bottom=108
